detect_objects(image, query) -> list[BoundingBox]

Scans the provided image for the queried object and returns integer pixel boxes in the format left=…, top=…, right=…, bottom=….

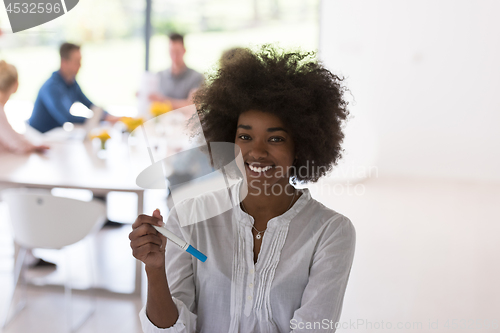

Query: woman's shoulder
left=298, top=191, right=355, bottom=241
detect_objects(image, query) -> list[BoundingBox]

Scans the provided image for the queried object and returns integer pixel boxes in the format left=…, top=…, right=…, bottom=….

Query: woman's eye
left=269, top=137, right=284, bottom=143
left=238, top=134, right=251, bottom=140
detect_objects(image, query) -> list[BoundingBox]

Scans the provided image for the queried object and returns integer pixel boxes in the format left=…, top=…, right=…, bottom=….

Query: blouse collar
left=231, top=180, right=311, bottom=228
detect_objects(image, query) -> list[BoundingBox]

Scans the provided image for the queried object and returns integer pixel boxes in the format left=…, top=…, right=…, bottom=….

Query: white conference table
left=0, top=138, right=146, bottom=296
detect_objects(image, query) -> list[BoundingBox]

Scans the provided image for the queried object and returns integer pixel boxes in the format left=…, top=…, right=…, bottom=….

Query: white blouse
left=140, top=182, right=356, bottom=333
left=0, top=105, right=35, bottom=154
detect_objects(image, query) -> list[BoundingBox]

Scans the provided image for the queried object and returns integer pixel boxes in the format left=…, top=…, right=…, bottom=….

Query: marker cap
left=186, top=245, right=207, bottom=262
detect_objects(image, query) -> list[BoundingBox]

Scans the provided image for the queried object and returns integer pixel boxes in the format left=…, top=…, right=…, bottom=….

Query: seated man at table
left=28, top=42, right=118, bottom=133
left=149, top=33, right=204, bottom=108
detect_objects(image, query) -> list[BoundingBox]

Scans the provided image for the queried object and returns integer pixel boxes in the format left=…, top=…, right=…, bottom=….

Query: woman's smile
left=245, top=162, right=274, bottom=177
left=235, top=110, right=296, bottom=190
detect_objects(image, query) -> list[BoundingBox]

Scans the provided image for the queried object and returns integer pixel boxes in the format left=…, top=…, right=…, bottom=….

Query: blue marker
left=152, top=224, right=207, bottom=262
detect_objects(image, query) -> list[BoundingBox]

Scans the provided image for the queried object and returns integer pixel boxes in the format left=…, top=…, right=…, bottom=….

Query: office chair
left=1, top=188, right=106, bottom=332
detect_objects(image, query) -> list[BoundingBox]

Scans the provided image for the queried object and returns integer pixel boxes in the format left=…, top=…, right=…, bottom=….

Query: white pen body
left=152, top=225, right=189, bottom=250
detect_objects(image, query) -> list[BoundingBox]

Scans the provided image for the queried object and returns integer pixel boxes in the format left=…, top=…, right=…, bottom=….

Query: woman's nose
left=248, top=140, right=267, bottom=159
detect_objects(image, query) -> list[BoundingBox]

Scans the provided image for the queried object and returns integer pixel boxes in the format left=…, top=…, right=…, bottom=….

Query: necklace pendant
left=255, top=233, right=262, bottom=240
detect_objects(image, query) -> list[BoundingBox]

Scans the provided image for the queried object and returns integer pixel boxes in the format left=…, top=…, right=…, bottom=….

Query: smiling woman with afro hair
left=132, top=45, right=356, bottom=333
left=194, top=44, right=350, bottom=183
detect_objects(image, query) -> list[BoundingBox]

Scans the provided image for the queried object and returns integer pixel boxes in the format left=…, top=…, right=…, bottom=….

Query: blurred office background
left=1, top=0, right=499, bottom=332
left=0, top=0, right=319, bottom=124
left=317, top=1, right=500, bottom=332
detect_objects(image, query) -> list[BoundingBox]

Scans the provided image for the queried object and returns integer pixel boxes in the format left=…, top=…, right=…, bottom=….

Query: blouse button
left=248, top=283, right=253, bottom=288
left=247, top=295, right=253, bottom=301
left=249, top=269, right=254, bottom=274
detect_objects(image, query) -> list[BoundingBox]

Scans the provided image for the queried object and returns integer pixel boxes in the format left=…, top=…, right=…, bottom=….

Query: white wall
left=320, top=0, right=500, bottom=182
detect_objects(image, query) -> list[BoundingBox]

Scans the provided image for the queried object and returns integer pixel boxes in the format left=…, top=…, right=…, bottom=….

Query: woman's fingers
left=130, top=209, right=165, bottom=241
left=130, top=234, right=163, bottom=249
left=129, top=223, right=158, bottom=241
left=132, top=213, right=164, bottom=229
left=132, top=242, right=163, bottom=259
left=160, top=234, right=167, bottom=252
left=130, top=231, right=164, bottom=262
left=152, top=208, right=163, bottom=222
left=129, top=210, right=167, bottom=265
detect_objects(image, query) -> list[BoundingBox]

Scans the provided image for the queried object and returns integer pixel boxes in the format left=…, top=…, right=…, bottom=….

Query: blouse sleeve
left=289, top=216, right=356, bottom=333
left=139, top=208, right=198, bottom=333
left=0, top=107, right=35, bottom=154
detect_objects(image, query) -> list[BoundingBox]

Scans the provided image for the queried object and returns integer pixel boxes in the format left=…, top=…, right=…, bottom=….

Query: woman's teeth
left=249, top=164, right=272, bottom=173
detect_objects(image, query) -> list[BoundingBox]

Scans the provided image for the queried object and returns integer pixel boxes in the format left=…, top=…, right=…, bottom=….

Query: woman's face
left=235, top=110, right=296, bottom=193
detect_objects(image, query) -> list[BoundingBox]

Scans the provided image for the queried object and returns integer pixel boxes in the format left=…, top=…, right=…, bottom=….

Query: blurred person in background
left=28, top=42, right=118, bottom=133
left=28, top=43, right=121, bottom=227
left=0, top=60, right=54, bottom=268
left=149, top=33, right=204, bottom=109
left=0, top=60, right=49, bottom=154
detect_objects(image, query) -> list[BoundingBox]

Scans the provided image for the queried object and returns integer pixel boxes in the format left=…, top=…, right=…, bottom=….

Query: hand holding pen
left=129, top=209, right=168, bottom=270
left=130, top=209, right=181, bottom=327
left=130, top=208, right=207, bottom=269
left=135, top=124, right=207, bottom=264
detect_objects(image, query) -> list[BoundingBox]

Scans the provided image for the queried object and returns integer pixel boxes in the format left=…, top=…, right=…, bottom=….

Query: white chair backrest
left=2, top=188, right=106, bottom=249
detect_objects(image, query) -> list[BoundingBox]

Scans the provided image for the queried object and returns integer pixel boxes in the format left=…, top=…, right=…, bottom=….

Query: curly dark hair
left=193, top=45, right=349, bottom=183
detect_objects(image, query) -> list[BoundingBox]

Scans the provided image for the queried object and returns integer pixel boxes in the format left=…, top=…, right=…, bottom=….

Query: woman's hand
left=129, top=209, right=167, bottom=269
left=32, top=145, right=50, bottom=153
left=131, top=210, right=181, bottom=328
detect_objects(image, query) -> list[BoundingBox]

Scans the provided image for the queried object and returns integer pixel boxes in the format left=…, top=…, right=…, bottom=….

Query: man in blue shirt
left=29, top=42, right=117, bottom=133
